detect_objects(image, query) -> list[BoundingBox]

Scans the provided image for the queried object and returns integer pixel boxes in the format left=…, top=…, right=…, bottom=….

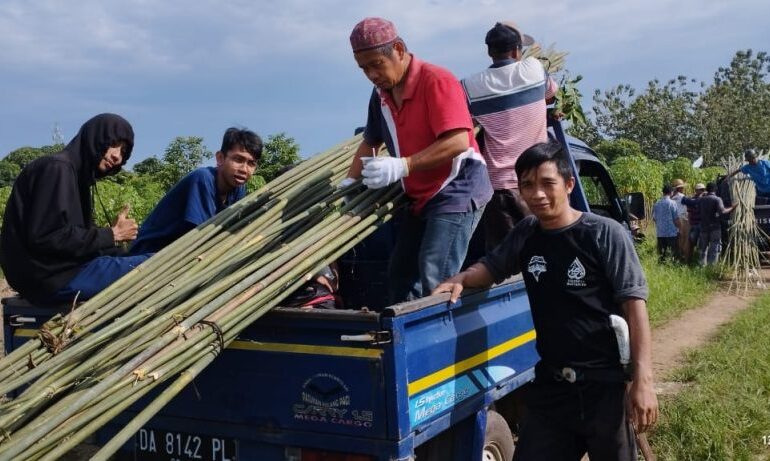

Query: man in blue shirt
left=130, top=127, right=262, bottom=254
left=727, top=149, right=770, bottom=200
left=652, top=184, right=680, bottom=262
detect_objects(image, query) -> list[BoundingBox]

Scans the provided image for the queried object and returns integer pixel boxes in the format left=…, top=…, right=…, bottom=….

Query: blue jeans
left=55, top=254, right=151, bottom=302
left=388, top=207, right=484, bottom=303
left=698, top=228, right=722, bottom=266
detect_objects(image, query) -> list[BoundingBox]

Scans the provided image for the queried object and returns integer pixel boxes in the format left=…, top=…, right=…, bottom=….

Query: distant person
left=130, top=127, right=262, bottom=254
left=727, top=148, right=770, bottom=202
left=694, top=182, right=737, bottom=266
left=0, top=113, right=147, bottom=304
left=682, top=183, right=706, bottom=263
left=340, top=17, right=492, bottom=302
left=652, top=184, right=680, bottom=262
left=461, top=21, right=557, bottom=250
left=670, top=179, right=689, bottom=260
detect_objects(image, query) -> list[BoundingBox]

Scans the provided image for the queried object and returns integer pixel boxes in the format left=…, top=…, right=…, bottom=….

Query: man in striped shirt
left=462, top=22, right=558, bottom=250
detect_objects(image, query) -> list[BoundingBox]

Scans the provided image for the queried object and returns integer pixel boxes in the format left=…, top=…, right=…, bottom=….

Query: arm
left=671, top=203, right=680, bottom=229
left=720, top=199, right=738, bottom=215
left=622, top=298, right=658, bottom=433
left=545, top=74, right=558, bottom=105
left=431, top=263, right=495, bottom=303
left=432, top=217, right=534, bottom=302
left=404, top=128, right=469, bottom=173
left=406, top=75, right=473, bottom=172
left=681, top=196, right=697, bottom=206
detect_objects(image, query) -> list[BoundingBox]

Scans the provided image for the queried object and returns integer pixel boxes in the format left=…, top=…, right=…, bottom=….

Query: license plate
left=135, top=428, right=238, bottom=461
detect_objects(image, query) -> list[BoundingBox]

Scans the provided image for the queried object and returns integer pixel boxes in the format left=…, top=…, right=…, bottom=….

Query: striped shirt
left=462, top=57, right=557, bottom=190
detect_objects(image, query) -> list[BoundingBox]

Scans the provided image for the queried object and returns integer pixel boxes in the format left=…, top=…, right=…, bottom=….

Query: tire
left=483, top=410, right=515, bottom=461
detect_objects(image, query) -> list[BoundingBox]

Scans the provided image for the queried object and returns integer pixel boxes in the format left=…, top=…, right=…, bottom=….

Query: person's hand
left=627, top=377, right=658, bottom=433
left=361, top=157, right=409, bottom=189
left=111, top=204, right=138, bottom=243
left=431, top=273, right=468, bottom=303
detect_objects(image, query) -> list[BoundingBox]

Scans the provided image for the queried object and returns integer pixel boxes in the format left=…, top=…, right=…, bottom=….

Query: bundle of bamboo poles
left=522, top=43, right=568, bottom=73
left=0, top=134, right=405, bottom=461
left=721, top=154, right=768, bottom=296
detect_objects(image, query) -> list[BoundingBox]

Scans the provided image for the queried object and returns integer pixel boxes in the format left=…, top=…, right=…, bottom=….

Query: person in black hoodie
left=0, top=113, right=149, bottom=304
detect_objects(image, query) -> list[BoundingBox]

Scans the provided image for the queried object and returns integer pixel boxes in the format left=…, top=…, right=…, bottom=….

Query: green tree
left=253, top=133, right=301, bottom=184
left=0, top=185, right=11, bottom=228
left=132, top=157, right=165, bottom=176
left=593, top=77, right=702, bottom=162
left=566, top=118, right=602, bottom=148
left=609, top=155, right=665, bottom=218
left=0, top=161, right=21, bottom=188
left=697, top=49, right=770, bottom=162
left=159, top=136, right=212, bottom=190
left=2, top=144, right=64, bottom=169
left=593, top=138, right=644, bottom=164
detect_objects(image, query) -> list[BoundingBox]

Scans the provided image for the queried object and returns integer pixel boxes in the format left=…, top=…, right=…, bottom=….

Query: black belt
left=539, top=364, right=629, bottom=383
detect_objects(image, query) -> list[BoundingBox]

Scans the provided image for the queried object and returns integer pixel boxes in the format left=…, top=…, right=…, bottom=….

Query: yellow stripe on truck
left=407, top=329, right=537, bottom=396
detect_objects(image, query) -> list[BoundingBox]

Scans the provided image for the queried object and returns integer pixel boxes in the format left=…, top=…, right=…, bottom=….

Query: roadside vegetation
left=635, top=229, right=720, bottom=326
left=650, top=292, right=770, bottom=460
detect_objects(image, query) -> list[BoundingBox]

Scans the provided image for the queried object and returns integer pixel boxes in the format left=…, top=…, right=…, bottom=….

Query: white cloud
left=0, top=0, right=768, bottom=158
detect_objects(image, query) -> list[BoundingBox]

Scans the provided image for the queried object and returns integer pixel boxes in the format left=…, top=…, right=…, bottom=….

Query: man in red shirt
left=342, top=17, right=493, bottom=302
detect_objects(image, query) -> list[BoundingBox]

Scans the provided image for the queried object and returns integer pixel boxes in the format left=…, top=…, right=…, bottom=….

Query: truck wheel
left=483, top=410, right=514, bottom=461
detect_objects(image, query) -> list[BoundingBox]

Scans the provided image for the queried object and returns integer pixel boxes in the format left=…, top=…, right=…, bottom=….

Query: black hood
left=60, top=113, right=135, bottom=184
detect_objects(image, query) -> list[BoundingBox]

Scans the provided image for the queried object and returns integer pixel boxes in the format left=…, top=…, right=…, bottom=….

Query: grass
left=636, top=233, right=721, bottom=326
left=650, top=293, right=770, bottom=460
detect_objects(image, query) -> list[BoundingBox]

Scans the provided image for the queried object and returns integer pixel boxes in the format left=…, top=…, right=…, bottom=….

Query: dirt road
left=652, top=275, right=768, bottom=393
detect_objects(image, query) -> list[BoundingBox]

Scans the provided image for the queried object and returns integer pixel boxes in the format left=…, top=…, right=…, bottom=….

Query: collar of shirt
left=489, top=58, right=516, bottom=68
left=377, top=54, right=423, bottom=108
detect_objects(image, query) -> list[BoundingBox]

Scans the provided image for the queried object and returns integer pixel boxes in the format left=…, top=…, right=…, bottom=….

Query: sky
left=1, top=0, right=768, bottom=167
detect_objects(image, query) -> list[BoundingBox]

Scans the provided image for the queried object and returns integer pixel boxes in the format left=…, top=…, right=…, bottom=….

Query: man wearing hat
left=342, top=17, right=493, bottom=302
left=461, top=21, right=558, bottom=250
left=670, top=178, right=689, bottom=260
left=727, top=148, right=770, bottom=202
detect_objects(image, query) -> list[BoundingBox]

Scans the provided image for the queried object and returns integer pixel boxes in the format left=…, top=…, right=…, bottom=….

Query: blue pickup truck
left=2, top=124, right=642, bottom=461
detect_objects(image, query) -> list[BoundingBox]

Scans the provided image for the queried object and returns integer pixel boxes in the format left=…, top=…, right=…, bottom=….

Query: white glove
left=361, top=157, right=409, bottom=189
left=337, top=177, right=357, bottom=189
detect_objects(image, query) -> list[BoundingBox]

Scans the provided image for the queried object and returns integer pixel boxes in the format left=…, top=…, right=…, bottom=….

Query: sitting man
left=130, top=127, right=262, bottom=254
left=0, top=113, right=146, bottom=304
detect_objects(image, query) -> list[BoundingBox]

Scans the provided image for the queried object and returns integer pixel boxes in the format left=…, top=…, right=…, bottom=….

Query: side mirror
left=625, top=192, right=645, bottom=220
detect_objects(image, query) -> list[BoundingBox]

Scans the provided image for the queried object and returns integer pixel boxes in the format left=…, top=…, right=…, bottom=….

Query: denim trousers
left=388, top=207, right=484, bottom=303
left=698, top=228, right=722, bottom=266
left=55, top=254, right=151, bottom=302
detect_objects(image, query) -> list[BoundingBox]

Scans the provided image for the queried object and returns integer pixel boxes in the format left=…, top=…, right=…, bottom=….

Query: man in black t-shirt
left=433, top=142, right=657, bottom=460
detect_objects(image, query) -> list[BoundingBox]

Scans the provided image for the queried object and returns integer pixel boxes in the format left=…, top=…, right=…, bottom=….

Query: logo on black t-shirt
left=566, top=257, right=587, bottom=287
left=527, top=255, right=547, bottom=282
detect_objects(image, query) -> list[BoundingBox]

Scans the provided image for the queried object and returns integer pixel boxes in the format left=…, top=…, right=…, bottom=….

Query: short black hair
left=486, top=23, right=522, bottom=56
left=514, top=141, right=573, bottom=183
left=662, top=184, right=673, bottom=195
left=706, top=182, right=717, bottom=193
left=221, top=127, right=263, bottom=161
left=745, top=148, right=757, bottom=161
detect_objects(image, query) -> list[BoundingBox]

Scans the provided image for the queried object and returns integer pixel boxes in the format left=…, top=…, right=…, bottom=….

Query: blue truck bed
left=3, top=277, right=538, bottom=461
